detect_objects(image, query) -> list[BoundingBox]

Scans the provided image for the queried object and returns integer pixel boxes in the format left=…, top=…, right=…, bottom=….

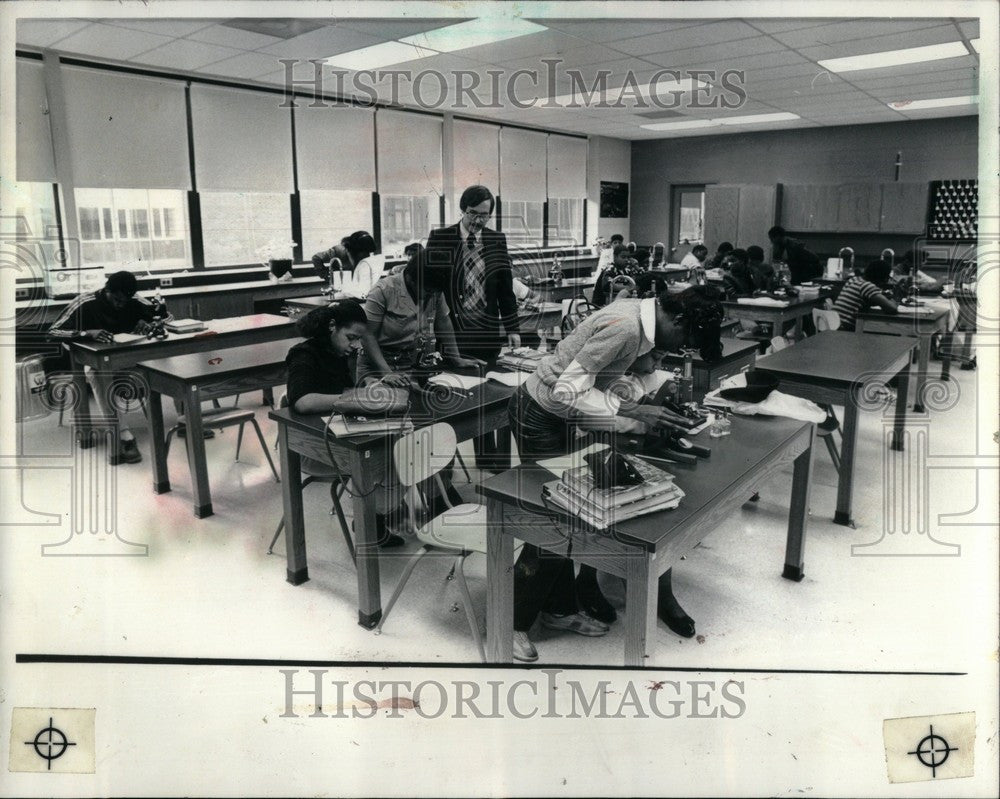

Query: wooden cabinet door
left=195, top=291, right=254, bottom=320
left=837, top=183, right=881, bottom=231
left=880, top=183, right=929, bottom=233
left=737, top=184, right=778, bottom=248
left=704, top=185, right=741, bottom=249
left=813, top=185, right=840, bottom=230
left=780, top=185, right=813, bottom=230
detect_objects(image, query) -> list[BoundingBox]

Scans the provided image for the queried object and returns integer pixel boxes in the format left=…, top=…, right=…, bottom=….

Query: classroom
left=6, top=4, right=994, bottom=679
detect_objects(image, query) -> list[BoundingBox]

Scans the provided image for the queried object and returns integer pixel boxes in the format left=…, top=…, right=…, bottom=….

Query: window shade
left=376, top=110, right=442, bottom=196
left=453, top=120, right=500, bottom=195
left=61, top=65, right=190, bottom=190
left=190, top=85, right=293, bottom=192
left=547, top=134, right=588, bottom=198
left=16, top=59, right=56, bottom=183
left=499, top=127, right=546, bottom=202
left=295, top=105, right=375, bottom=191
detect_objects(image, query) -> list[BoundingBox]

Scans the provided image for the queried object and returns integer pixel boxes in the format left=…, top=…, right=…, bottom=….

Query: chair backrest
left=561, top=296, right=594, bottom=337
left=393, top=422, right=457, bottom=488
left=769, top=335, right=790, bottom=353
left=812, top=308, right=841, bottom=332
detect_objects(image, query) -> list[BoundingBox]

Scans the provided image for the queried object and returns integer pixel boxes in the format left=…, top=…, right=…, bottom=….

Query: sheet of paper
left=425, top=372, right=487, bottom=391
left=537, top=441, right=609, bottom=479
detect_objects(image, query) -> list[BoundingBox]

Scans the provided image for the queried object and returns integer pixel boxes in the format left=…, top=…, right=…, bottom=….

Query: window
left=75, top=188, right=190, bottom=272
left=2, top=182, right=61, bottom=275
left=200, top=192, right=292, bottom=267
left=547, top=198, right=584, bottom=246
left=380, top=195, right=433, bottom=258
left=299, top=190, right=373, bottom=260
left=671, top=186, right=705, bottom=245
left=501, top=200, right=543, bottom=246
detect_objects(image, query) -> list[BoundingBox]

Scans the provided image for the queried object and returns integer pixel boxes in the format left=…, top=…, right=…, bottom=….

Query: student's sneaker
left=513, top=631, right=539, bottom=663
left=109, top=438, right=142, bottom=466
left=540, top=612, right=609, bottom=637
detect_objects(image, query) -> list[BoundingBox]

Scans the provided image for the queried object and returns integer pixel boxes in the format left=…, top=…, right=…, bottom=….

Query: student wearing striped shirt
left=832, top=259, right=898, bottom=331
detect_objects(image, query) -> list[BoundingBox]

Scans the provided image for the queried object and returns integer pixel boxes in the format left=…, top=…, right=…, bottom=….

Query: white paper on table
left=894, top=305, right=936, bottom=314
left=426, top=372, right=487, bottom=391
left=737, top=297, right=790, bottom=307
left=112, top=333, right=146, bottom=344
left=537, top=442, right=609, bottom=480
left=486, top=370, right=529, bottom=387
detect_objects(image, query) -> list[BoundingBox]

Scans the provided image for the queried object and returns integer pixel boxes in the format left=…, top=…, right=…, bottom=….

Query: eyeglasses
left=464, top=210, right=492, bottom=220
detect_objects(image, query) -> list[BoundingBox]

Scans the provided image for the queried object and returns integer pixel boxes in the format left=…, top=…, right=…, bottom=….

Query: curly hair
left=297, top=300, right=367, bottom=340
left=658, top=284, right=725, bottom=363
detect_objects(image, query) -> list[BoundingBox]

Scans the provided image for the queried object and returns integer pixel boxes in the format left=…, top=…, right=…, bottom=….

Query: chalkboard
left=600, top=181, right=629, bottom=218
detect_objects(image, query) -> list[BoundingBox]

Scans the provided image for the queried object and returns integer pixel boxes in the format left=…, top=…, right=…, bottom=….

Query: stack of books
left=165, top=318, right=207, bottom=334
left=497, top=347, right=546, bottom=373
left=543, top=454, right=684, bottom=530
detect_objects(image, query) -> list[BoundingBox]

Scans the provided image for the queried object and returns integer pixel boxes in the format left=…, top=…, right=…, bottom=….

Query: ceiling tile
left=200, top=52, right=290, bottom=80
left=613, top=20, right=762, bottom=56
left=840, top=56, right=978, bottom=85
left=132, top=39, right=245, bottom=70
left=767, top=19, right=950, bottom=49
left=874, top=81, right=980, bottom=102
left=533, top=19, right=705, bottom=44
left=475, top=30, right=598, bottom=64
left=16, top=19, right=92, bottom=47
left=258, top=25, right=384, bottom=58
left=641, top=34, right=789, bottom=69
left=49, top=23, right=175, bottom=60
left=187, top=23, right=283, bottom=50
left=100, top=18, right=217, bottom=37
left=744, top=19, right=843, bottom=34
left=333, top=18, right=470, bottom=40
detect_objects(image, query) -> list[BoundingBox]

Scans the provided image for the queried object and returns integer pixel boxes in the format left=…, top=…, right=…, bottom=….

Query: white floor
left=6, top=350, right=994, bottom=672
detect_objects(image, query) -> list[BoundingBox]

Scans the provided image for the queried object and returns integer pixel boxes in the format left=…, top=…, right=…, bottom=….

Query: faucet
left=880, top=248, right=895, bottom=269
left=324, top=256, right=343, bottom=296
left=838, top=247, right=854, bottom=277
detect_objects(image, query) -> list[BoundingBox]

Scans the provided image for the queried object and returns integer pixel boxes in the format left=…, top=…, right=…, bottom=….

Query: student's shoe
left=960, top=356, right=977, bottom=371
left=513, top=631, right=538, bottom=663
left=817, top=414, right=840, bottom=433
left=576, top=576, right=617, bottom=625
left=658, top=602, right=696, bottom=638
left=540, top=612, right=609, bottom=637
left=109, top=438, right=142, bottom=465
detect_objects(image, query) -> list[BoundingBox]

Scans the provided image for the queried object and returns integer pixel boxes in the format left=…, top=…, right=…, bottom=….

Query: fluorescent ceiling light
left=887, top=95, right=978, bottom=110
left=717, top=112, right=800, bottom=125
left=549, top=77, right=710, bottom=107
left=325, top=40, right=438, bottom=70
left=640, top=112, right=801, bottom=131
left=401, top=18, right=546, bottom=52
left=640, top=119, right=721, bottom=131
left=818, top=41, right=969, bottom=73
left=969, top=38, right=981, bottom=53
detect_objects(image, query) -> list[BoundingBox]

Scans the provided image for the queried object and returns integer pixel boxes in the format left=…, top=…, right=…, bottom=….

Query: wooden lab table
left=480, top=416, right=815, bottom=666
left=137, top=337, right=302, bottom=518
left=754, top=331, right=916, bottom=526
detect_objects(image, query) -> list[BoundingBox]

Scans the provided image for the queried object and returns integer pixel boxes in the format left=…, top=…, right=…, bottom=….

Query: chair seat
left=176, top=408, right=255, bottom=428
left=415, top=503, right=487, bottom=553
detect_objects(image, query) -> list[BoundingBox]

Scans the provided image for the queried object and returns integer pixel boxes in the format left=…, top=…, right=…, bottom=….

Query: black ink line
left=15, top=655, right=966, bottom=675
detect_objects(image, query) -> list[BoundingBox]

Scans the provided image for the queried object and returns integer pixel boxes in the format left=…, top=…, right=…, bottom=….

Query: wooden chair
left=165, top=407, right=279, bottom=482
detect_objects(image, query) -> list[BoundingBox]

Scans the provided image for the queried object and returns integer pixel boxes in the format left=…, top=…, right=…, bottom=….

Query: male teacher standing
left=427, top=185, right=521, bottom=473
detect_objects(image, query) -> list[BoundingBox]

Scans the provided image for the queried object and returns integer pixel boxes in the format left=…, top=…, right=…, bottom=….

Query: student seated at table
left=890, top=250, right=943, bottom=294
left=591, top=244, right=641, bottom=307
left=707, top=241, right=734, bottom=270
left=285, top=301, right=407, bottom=547
left=832, top=259, right=898, bottom=331
left=311, top=230, right=385, bottom=298
left=356, top=245, right=482, bottom=510
left=596, top=233, right=625, bottom=272
left=680, top=244, right=708, bottom=270
left=48, top=270, right=169, bottom=466
left=747, top=245, right=776, bottom=288
left=506, top=286, right=725, bottom=662
left=721, top=249, right=757, bottom=299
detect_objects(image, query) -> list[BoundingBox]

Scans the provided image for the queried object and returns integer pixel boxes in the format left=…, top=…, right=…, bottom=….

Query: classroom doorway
left=670, top=185, right=705, bottom=253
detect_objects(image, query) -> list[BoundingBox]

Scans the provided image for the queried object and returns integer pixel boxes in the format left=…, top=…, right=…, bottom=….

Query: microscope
left=145, top=291, right=169, bottom=340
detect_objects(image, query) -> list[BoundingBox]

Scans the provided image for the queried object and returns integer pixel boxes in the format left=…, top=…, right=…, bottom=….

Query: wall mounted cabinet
left=781, top=182, right=929, bottom=234
left=704, top=184, right=778, bottom=248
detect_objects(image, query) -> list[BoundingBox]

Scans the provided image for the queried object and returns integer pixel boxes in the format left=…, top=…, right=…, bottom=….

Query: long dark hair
left=297, top=300, right=367, bottom=340
left=340, top=231, right=377, bottom=264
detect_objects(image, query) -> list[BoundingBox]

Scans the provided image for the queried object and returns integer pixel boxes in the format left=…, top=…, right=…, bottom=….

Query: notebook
left=426, top=373, right=487, bottom=391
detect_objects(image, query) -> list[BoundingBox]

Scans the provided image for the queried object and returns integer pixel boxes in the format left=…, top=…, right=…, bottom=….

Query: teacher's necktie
left=462, top=233, right=486, bottom=313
